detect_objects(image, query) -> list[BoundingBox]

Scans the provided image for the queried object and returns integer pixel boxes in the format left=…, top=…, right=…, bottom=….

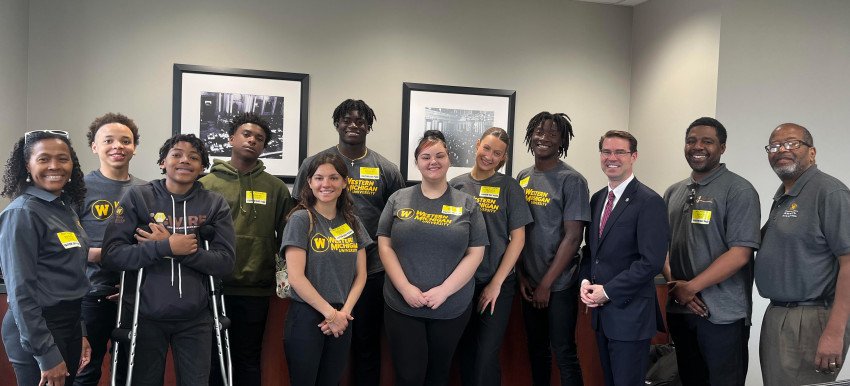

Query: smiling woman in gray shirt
left=378, top=130, right=488, bottom=386
left=0, top=131, right=90, bottom=386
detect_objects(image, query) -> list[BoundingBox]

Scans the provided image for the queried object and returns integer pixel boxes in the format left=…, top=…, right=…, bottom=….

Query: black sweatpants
left=209, top=295, right=269, bottom=386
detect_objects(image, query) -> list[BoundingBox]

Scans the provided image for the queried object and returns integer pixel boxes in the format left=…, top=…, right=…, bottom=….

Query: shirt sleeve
left=821, top=188, right=850, bottom=256
left=0, top=208, right=64, bottom=370
left=506, top=177, right=534, bottom=231
left=376, top=192, right=398, bottom=237
left=102, top=187, right=172, bottom=271
left=562, top=173, right=591, bottom=223
left=384, top=163, right=406, bottom=202
left=354, top=217, right=374, bottom=250
left=291, top=156, right=311, bottom=201
left=725, top=184, right=761, bottom=249
left=467, top=199, right=489, bottom=247
left=280, top=210, right=310, bottom=252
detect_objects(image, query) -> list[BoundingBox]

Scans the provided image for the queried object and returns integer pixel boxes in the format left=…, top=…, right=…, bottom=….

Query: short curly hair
left=228, top=112, right=272, bottom=147
left=86, top=112, right=140, bottom=147
left=156, top=134, right=210, bottom=174
left=2, top=131, right=86, bottom=210
left=332, top=99, right=377, bottom=130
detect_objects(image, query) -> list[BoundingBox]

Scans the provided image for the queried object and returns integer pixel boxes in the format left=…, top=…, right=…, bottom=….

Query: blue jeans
left=521, top=285, right=583, bottom=386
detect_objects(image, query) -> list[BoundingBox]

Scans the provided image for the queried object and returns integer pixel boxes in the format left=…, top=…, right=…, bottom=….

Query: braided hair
left=2, top=131, right=86, bottom=210
left=523, top=111, right=574, bottom=158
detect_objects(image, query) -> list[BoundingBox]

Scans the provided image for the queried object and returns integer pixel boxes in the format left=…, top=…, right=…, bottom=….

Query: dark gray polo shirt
left=664, top=164, right=761, bottom=324
left=0, top=186, right=89, bottom=370
left=516, top=161, right=591, bottom=291
left=294, top=146, right=405, bottom=275
left=450, top=172, right=533, bottom=284
left=755, top=165, right=850, bottom=302
left=377, top=186, right=488, bottom=319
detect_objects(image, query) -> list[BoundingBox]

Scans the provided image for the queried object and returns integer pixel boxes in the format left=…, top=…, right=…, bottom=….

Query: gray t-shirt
left=280, top=209, right=372, bottom=305
left=294, top=146, right=405, bottom=275
left=78, top=170, right=146, bottom=291
left=377, top=186, right=489, bottom=319
left=517, top=161, right=591, bottom=291
left=756, top=165, right=850, bottom=302
left=450, top=172, right=533, bottom=283
left=664, top=164, right=760, bottom=324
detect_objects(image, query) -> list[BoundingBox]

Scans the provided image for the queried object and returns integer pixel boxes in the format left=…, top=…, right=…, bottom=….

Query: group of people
left=0, top=98, right=847, bottom=386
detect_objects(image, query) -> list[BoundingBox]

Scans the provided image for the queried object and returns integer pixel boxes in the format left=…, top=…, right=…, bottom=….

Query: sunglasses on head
left=24, top=130, right=70, bottom=145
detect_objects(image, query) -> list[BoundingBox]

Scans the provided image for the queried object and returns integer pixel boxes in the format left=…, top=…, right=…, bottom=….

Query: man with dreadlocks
left=293, top=99, right=405, bottom=385
left=516, top=112, right=589, bottom=386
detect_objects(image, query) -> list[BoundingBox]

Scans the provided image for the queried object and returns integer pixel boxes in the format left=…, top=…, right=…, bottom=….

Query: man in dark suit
left=579, top=130, right=669, bottom=386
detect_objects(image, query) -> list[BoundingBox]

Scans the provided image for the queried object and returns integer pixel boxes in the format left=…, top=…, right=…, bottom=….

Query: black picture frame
left=401, top=82, right=516, bottom=184
left=172, top=64, right=309, bottom=182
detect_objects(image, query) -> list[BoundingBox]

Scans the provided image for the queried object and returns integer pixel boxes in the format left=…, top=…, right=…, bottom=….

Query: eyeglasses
left=764, top=139, right=811, bottom=153
left=600, top=150, right=633, bottom=158
left=24, top=130, right=70, bottom=145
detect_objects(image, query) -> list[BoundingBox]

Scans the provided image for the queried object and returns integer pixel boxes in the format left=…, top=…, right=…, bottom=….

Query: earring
left=25, top=174, right=31, bottom=182
left=68, top=177, right=72, bottom=183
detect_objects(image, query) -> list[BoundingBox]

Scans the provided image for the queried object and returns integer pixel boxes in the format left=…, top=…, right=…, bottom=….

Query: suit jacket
left=579, top=178, right=669, bottom=341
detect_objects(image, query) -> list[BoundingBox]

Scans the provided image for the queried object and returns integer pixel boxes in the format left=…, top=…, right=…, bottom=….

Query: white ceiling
left=575, top=0, right=648, bottom=6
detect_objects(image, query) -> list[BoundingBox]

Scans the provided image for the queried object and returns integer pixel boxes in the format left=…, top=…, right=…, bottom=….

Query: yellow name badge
left=519, top=176, right=530, bottom=188
left=330, top=223, right=354, bottom=240
left=479, top=186, right=501, bottom=199
left=691, top=210, right=712, bottom=225
left=359, top=167, right=380, bottom=180
left=57, top=232, right=81, bottom=249
left=245, top=191, right=267, bottom=205
left=441, top=205, right=463, bottom=216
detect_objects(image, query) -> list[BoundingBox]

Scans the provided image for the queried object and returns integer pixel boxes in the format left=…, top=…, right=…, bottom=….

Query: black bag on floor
left=645, top=344, right=682, bottom=386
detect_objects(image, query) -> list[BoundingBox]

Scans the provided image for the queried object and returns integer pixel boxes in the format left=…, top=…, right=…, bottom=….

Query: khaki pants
left=760, top=304, right=850, bottom=385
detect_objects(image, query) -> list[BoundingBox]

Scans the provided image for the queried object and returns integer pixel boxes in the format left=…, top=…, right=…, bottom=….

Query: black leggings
left=384, top=304, right=471, bottom=386
left=284, top=300, right=351, bottom=386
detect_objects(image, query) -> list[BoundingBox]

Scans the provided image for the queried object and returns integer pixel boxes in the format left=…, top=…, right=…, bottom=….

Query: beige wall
left=23, top=0, right=633, bottom=189
left=628, top=0, right=721, bottom=193
left=0, top=0, right=29, bottom=209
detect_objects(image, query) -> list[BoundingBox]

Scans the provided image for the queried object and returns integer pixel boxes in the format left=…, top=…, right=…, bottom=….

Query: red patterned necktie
left=599, top=190, right=616, bottom=237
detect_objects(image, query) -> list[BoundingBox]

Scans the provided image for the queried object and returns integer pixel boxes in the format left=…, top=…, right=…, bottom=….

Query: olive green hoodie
left=200, top=159, right=294, bottom=296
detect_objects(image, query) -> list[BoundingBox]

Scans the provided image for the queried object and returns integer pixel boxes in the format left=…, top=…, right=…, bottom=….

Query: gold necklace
left=337, top=145, right=368, bottom=166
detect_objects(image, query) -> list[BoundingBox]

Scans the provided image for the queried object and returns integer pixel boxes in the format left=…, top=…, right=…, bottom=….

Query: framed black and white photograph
left=172, top=64, right=309, bottom=181
left=401, top=82, right=516, bottom=183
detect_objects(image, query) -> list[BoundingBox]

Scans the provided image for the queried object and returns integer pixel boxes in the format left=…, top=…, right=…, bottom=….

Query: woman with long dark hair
left=282, top=153, right=369, bottom=386
left=378, top=130, right=488, bottom=385
left=1, top=130, right=90, bottom=386
left=451, top=127, right=532, bottom=386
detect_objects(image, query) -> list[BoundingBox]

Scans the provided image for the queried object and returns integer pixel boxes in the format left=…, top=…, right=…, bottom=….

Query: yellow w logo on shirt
left=311, top=234, right=330, bottom=253
left=90, top=200, right=114, bottom=220
left=396, top=208, right=415, bottom=220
